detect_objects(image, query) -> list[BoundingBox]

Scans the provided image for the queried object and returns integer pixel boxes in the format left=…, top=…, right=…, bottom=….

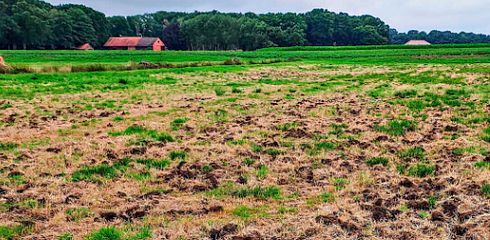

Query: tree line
left=1, top=0, right=490, bottom=50
left=390, top=29, right=490, bottom=45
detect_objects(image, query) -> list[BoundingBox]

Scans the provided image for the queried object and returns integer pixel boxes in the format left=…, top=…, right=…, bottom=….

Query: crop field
left=0, top=45, right=490, bottom=239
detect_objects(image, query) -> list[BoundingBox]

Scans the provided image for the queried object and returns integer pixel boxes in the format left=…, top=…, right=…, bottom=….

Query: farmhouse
left=104, top=37, right=165, bottom=51
left=76, top=43, right=94, bottom=50
left=405, top=40, right=431, bottom=46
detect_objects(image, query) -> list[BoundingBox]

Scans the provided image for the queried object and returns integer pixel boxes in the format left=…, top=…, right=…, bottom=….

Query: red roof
left=76, top=43, right=94, bottom=50
left=405, top=40, right=431, bottom=45
left=104, top=37, right=164, bottom=47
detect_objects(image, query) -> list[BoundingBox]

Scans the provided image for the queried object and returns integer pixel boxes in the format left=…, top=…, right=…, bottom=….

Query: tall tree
left=11, top=0, right=50, bottom=49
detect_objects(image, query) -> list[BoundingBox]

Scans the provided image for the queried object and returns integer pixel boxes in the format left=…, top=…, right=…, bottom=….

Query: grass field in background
left=1, top=44, right=490, bottom=69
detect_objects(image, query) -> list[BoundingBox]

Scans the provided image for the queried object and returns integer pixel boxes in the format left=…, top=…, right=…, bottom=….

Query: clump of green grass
left=399, top=146, right=426, bottom=160
left=227, top=138, right=247, bottom=145
left=329, top=123, right=347, bottom=136
left=214, top=88, right=226, bottom=96
left=169, top=150, right=187, bottom=160
left=86, top=227, right=123, bottom=240
left=276, top=122, right=299, bottom=131
left=320, top=192, right=335, bottom=203
left=452, top=146, right=477, bottom=156
left=232, top=186, right=281, bottom=200
left=0, top=224, right=32, bottom=240
left=57, top=233, right=73, bottom=240
left=405, top=100, right=427, bottom=112
left=374, top=120, right=417, bottom=136
left=112, top=116, right=124, bottom=122
left=482, top=127, right=490, bottom=143
left=242, top=158, right=256, bottom=166
left=264, top=148, right=284, bottom=157
left=85, top=225, right=152, bottom=240
left=201, top=164, right=213, bottom=173
left=0, top=142, right=18, bottom=151
left=333, top=178, right=349, bottom=190
left=211, top=109, right=228, bottom=123
left=307, top=141, right=337, bottom=155
left=136, top=159, right=170, bottom=170
left=232, top=205, right=269, bottom=220
left=394, top=89, right=418, bottom=98
left=66, top=207, right=92, bottom=222
left=418, top=211, right=430, bottom=219
left=366, top=157, right=389, bottom=166
left=109, top=125, right=174, bottom=143
left=475, top=161, right=490, bottom=169
left=71, top=158, right=132, bottom=182
left=482, top=184, right=490, bottom=198
left=428, top=196, right=438, bottom=209
left=407, top=163, right=435, bottom=177
left=251, top=144, right=263, bottom=153
left=0, top=103, right=13, bottom=109
left=255, top=165, right=269, bottom=180
left=170, top=117, right=189, bottom=130
left=72, top=164, right=118, bottom=182
left=232, top=87, right=243, bottom=94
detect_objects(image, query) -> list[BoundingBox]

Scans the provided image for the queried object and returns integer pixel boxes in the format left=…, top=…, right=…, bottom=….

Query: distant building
left=405, top=40, right=431, bottom=46
left=76, top=43, right=94, bottom=50
left=103, top=37, right=165, bottom=51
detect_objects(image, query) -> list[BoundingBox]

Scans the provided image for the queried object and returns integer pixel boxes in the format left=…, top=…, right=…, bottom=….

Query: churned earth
left=0, top=63, right=489, bottom=239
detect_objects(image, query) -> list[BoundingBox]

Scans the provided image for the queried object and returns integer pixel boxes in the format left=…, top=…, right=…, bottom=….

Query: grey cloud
left=44, top=0, right=490, bottom=33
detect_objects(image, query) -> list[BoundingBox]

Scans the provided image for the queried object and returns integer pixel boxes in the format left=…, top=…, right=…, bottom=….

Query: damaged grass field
left=0, top=45, right=490, bottom=239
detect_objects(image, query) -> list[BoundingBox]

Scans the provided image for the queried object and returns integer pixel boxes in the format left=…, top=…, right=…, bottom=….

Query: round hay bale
left=0, top=56, right=12, bottom=72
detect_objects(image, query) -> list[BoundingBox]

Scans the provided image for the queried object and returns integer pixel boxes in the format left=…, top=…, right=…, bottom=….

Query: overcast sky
left=44, top=0, right=490, bottom=34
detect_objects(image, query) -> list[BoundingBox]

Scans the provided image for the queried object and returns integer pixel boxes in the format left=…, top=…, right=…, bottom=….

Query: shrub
left=366, top=157, right=389, bottom=166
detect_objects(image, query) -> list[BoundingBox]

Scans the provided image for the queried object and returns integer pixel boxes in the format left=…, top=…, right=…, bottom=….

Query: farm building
left=75, top=43, right=94, bottom=50
left=103, top=37, right=165, bottom=51
left=405, top=40, right=431, bottom=46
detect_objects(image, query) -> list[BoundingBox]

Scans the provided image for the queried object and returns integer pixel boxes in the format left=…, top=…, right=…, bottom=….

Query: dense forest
left=1, top=0, right=490, bottom=50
